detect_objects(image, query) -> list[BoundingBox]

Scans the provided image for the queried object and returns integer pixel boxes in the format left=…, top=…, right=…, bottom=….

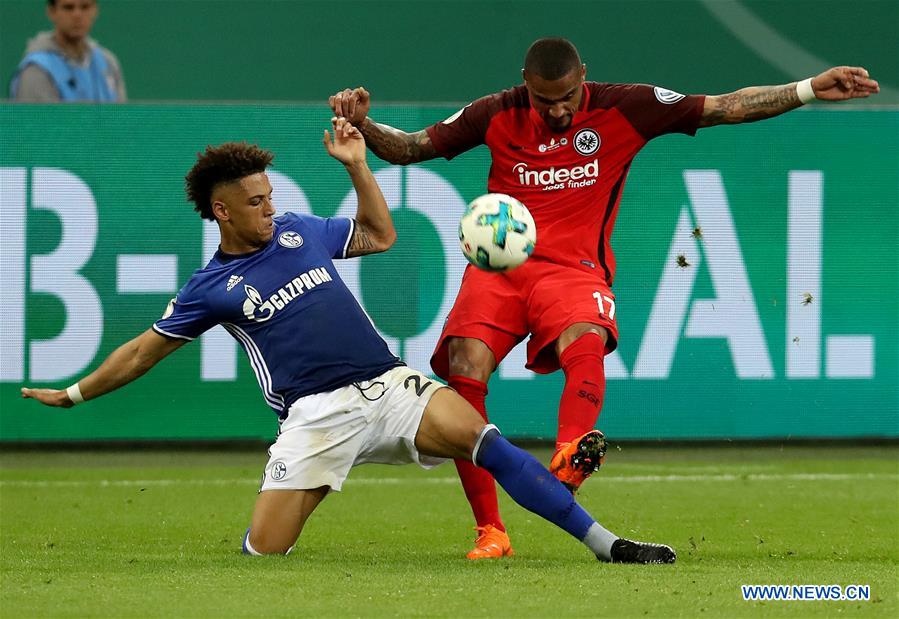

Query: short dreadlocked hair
left=185, top=142, right=274, bottom=221
left=524, top=38, right=582, bottom=80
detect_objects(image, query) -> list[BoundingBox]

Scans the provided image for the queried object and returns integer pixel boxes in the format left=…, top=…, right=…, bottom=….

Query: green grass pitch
left=1, top=445, right=896, bottom=617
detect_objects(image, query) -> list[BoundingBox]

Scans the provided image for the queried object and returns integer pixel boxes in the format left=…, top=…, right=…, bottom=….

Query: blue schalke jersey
left=153, top=212, right=402, bottom=417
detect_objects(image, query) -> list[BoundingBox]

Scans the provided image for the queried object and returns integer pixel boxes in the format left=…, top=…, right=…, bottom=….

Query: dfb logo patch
left=161, top=297, right=175, bottom=319
left=653, top=86, right=686, bottom=104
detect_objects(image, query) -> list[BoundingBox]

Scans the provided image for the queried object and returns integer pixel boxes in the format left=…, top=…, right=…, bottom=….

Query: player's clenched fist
left=329, top=87, right=370, bottom=126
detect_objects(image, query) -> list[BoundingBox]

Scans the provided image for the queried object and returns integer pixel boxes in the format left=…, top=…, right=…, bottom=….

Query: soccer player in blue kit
left=22, top=117, right=674, bottom=563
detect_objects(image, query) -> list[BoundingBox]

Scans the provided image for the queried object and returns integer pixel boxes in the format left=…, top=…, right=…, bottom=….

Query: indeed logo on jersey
left=242, top=267, right=333, bottom=322
left=512, top=160, right=599, bottom=191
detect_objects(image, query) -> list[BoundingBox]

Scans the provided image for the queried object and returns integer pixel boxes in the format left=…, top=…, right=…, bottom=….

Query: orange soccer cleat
left=466, top=525, right=514, bottom=560
left=550, top=429, right=607, bottom=493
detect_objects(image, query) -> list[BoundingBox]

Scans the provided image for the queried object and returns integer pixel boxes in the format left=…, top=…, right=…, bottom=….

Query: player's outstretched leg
left=552, top=330, right=608, bottom=493
left=474, top=425, right=675, bottom=564
left=416, top=387, right=673, bottom=564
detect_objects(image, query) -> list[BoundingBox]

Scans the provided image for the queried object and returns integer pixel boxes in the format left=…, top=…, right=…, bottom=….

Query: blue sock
left=474, top=426, right=596, bottom=540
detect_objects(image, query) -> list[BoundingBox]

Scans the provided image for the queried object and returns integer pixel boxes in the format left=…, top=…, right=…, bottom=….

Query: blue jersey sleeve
left=285, top=212, right=354, bottom=259
left=152, top=285, right=217, bottom=341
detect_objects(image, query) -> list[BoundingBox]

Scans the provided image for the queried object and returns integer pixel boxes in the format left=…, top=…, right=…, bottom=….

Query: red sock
left=556, top=332, right=606, bottom=450
left=449, top=375, right=505, bottom=532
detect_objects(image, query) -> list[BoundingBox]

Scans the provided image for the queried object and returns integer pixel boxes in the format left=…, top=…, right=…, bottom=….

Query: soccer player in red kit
left=330, top=38, right=878, bottom=559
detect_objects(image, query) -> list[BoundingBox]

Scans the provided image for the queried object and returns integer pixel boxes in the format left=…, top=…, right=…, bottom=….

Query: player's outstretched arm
left=329, top=87, right=438, bottom=165
left=699, top=66, right=879, bottom=127
left=20, top=329, right=187, bottom=408
left=323, top=117, right=397, bottom=257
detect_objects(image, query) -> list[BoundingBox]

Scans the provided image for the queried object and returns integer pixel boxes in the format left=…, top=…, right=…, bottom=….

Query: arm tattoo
left=701, top=84, right=802, bottom=127
left=701, top=93, right=738, bottom=126
left=739, top=85, right=801, bottom=121
left=359, top=120, right=437, bottom=165
left=347, top=221, right=377, bottom=257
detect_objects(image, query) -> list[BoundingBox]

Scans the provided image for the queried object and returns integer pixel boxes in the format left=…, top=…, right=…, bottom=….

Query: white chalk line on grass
left=1, top=472, right=896, bottom=488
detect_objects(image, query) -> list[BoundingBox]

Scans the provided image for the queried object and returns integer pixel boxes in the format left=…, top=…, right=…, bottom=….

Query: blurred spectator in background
left=10, top=0, right=126, bottom=102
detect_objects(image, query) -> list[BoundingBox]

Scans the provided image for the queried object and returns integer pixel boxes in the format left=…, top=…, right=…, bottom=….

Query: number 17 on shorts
left=593, top=291, right=616, bottom=320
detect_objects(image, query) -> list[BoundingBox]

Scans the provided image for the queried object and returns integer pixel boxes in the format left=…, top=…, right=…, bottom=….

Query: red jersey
left=426, top=82, right=705, bottom=284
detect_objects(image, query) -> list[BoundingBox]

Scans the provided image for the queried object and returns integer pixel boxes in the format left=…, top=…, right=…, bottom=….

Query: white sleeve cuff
left=796, top=78, right=816, bottom=104
left=66, top=383, right=85, bottom=405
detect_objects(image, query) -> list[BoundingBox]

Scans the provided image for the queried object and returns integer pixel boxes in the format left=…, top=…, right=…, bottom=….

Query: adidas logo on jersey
left=227, top=275, right=244, bottom=291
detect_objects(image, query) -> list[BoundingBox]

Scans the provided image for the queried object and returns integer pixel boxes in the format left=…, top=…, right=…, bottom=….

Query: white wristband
left=66, top=382, right=85, bottom=405
left=796, top=78, right=816, bottom=104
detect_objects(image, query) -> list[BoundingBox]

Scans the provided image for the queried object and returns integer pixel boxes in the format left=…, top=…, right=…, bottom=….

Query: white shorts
left=260, top=366, right=448, bottom=492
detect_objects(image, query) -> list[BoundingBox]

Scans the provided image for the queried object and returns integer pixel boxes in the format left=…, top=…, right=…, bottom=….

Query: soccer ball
left=458, top=193, right=536, bottom=272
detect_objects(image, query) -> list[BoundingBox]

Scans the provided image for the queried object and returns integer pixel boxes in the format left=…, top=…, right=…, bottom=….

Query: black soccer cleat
left=609, top=538, right=677, bottom=564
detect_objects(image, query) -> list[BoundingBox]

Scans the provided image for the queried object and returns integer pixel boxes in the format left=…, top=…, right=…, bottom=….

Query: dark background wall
left=2, top=0, right=897, bottom=104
